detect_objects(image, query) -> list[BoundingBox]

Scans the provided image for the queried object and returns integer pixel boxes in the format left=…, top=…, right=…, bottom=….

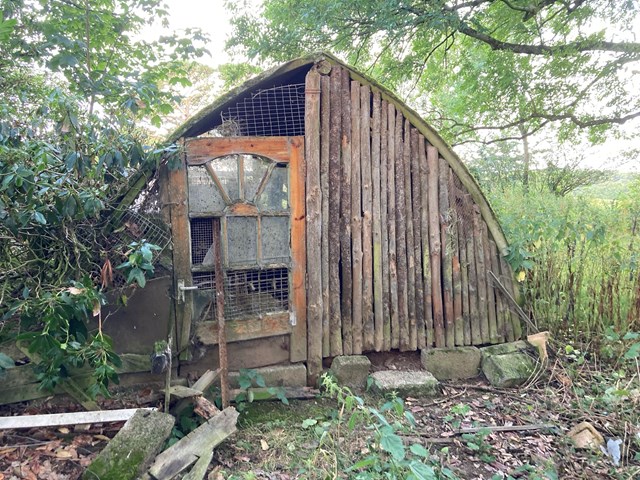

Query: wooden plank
left=212, top=218, right=229, bottom=408
left=473, top=206, right=490, bottom=343
left=464, top=196, right=481, bottom=345
left=361, top=84, right=374, bottom=351
left=427, top=145, right=445, bottom=347
left=148, top=407, right=239, bottom=480
left=483, top=221, right=499, bottom=343
left=289, top=137, right=308, bottom=363
left=499, top=254, right=522, bottom=341
left=489, top=240, right=506, bottom=343
left=168, top=143, right=192, bottom=359
left=305, top=69, right=322, bottom=381
left=329, top=67, right=343, bottom=357
left=195, top=313, right=290, bottom=345
left=411, top=129, right=426, bottom=349
left=419, top=137, right=433, bottom=347
left=351, top=80, right=363, bottom=355
left=371, top=90, right=384, bottom=352
left=339, top=67, right=352, bottom=355
left=320, top=74, right=331, bottom=358
left=186, top=137, right=291, bottom=164
left=460, top=212, right=472, bottom=345
left=449, top=169, right=464, bottom=346
left=182, top=449, right=213, bottom=480
left=404, top=119, right=417, bottom=351
left=164, top=386, right=203, bottom=399
left=387, top=103, right=399, bottom=349
left=380, top=100, right=391, bottom=351
left=395, top=110, right=410, bottom=352
left=439, top=158, right=455, bottom=348
left=0, top=408, right=155, bottom=430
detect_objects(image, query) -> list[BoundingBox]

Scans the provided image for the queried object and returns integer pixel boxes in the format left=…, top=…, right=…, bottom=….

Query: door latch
left=177, top=279, right=198, bottom=303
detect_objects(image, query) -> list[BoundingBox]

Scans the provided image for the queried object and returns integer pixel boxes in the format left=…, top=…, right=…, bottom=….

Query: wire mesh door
left=179, top=136, right=306, bottom=362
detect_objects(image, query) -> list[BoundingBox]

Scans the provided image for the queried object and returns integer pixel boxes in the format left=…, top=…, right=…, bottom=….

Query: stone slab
left=83, top=409, right=174, bottom=480
left=228, top=363, right=307, bottom=388
left=480, top=341, right=537, bottom=388
left=330, top=355, right=371, bottom=389
left=370, top=370, right=440, bottom=398
left=421, top=347, right=481, bottom=380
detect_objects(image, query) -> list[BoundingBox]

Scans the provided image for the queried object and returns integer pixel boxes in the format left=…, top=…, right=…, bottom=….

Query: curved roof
left=168, top=52, right=509, bottom=256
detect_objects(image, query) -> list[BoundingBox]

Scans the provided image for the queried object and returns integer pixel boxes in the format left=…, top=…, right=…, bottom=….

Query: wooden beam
left=427, top=145, right=444, bottom=347
left=186, top=137, right=291, bottom=164
left=0, top=408, right=155, bottom=430
left=212, top=218, right=229, bottom=408
left=371, top=90, right=384, bottom=352
left=361, top=83, right=374, bottom=352
left=339, top=67, right=352, bottom=356
left=320, top=74, right=331, bottom=358
left=351, top=80, right=363, bottom=355
left=387, top=103, right=399, bottom=350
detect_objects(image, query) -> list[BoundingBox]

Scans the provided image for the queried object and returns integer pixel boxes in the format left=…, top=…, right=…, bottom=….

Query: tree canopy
left=225, top=0, right=640, bottom=147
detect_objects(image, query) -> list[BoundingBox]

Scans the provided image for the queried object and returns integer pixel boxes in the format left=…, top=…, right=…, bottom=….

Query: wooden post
left=351, top=80, right=363, bottom=355
left=489, top=239, right=506, bottom=343
left=411, top=129, right=426, bottom=349
left=328, top=67, right=343, bottom=357
left=361, top=84, right=374, bottom=351
left=439, top=158, right=455, bottom=348
left=473, top=206, right=490, bottom=343
left=403, top=120, right=417, bottom=350
left=459, top=209, right=472, bottom=345
left=339, top=68, right=353, bottom=355
left=387, top=103, right=399, bottom=349
left=320, top=74, right=331, bottom=357
left=371, top=90, right=384, bottom=352
left=427, top=145, right=445, bottom=347
left=305, top=69, right=322, bottom=384
left=380, top=100, right=391, bottom=351
left=449, top=169, right=464, bottom=346
left=212, top=219, right=229, bottom=408
left=483, top=222, right=498, bottom=343
left=419, top=137, right=433, bottom=347
left=464, top=195, right=481, bottom=345
left=395, top=111, right=410, bottom=351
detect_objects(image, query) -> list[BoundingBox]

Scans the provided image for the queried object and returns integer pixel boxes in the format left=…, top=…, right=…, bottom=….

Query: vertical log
left=351, top=81, right=363, bottom=355
left=419, top=137, right=434, bottom=347
left=320, top=74, right=331, bottom=357
left=473, top=206, right=489, bottom=343
left=499, top=254, right=523, bottom=340
left=361, top=85, right=374, bottom=351
left=380, top=100, right=391, bottom=351
left=449, top=169, right=464, bottom=346
left=305, top=70, right=322, bottom=380
left=411, top=129, right=426, bottom=349
left=439, top=158, right=455, bottom=348
left=340, top=67, right=353, bottom=355
left=403, top=120, right=417, bottom=350
left=427, top=145, right=445, bottom=347
left=395, top=111, right=410, bottom=351
left=489, top=239, right=506, bottom=343
left=371, top=90, right=384, bottom=351
left=464, top=195, right=481, bottom=345
left=459, top=210, right=471, bottom=345
left=339, top=68, right=353, bottom=355
left=212, top=219, right=229, bottom=408
left=387, top=103, right=399, bottom=349
left=328, top=67, right=343, bottom=356
left=483, top=222, right=499, bottom=343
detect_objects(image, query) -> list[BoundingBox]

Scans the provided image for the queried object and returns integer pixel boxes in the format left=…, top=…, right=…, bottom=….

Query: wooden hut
left=115, top=53, right=522, bottom=384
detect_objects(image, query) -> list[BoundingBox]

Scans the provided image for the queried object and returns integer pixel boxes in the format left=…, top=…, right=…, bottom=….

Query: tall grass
left=488, top=185, right=639, bottom=345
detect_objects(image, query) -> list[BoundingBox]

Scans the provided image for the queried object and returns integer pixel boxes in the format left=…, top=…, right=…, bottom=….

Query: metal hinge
left=177, top=279, right=198, bottom=303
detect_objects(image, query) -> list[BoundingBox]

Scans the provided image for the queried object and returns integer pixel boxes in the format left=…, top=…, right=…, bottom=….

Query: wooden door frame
left=169, top=136, right=306, bottom=363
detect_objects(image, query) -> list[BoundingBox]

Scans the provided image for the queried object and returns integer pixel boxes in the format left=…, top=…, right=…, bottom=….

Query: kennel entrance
left=171, top=136, right=307, bottom=362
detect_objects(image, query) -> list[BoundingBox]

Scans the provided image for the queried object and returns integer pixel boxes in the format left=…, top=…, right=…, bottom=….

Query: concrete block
left=370, top=370, right=440, bottom=398
left=228, top=363, right=307, bottom=388
left=83, top=409, right=174, bottom=480
left=421, top=347, right=481, bottom=380
left=480, top=341, right=537, bottom=388
left=330, top=355, right=371, bottom=389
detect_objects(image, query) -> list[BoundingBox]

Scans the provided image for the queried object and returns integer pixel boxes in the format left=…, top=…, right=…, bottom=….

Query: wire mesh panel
left=194, top=267, right=289, bottom=321
left=190, top=218, right=214, bottom=266
left=119, top=210, right=172, bottom=257
left=218, top=83, right=306, bottom=137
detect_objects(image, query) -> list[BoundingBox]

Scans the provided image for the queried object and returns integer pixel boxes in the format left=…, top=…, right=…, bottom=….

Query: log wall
left=304, top=64, right=522, bottom=378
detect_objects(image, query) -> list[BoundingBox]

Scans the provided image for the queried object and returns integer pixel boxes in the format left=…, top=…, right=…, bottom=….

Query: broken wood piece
left=193, top=396, right=220, bottom=420
left=173, top=369, right=221, bottom=417
left=0, top=407, right=156, bottom=430
left=162, top=385, right=203, bottom=400
left=182, top=449, right=214, bottom=480
left=229, top=386, right=319, bottom=402
left=458, top=423, right=556, bottom=434
left=147, top=407, right=239, bottom=480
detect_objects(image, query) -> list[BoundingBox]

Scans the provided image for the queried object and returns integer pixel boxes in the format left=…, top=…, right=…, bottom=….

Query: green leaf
left=408, top=461, right=437, bottom=480
left=0, top=352, right=14, bottom=369
left=623, top=342, right=640, bottom=359
left=622, top=332, right=639, bottom=340
left=33, top=211, right=46, bottom=224
left=379, top=430, right=405, bottom=461
left=301, top=418, right=317, bottom=429
left=409, top=443, right=429, bottom=458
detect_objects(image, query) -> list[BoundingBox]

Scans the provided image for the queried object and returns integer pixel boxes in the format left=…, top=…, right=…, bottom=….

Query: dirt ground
left=0, top=354, right=638, bottom=480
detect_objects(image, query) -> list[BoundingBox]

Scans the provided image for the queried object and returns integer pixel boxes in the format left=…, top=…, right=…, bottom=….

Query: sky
left=155, top=0, right=639, bottom=173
